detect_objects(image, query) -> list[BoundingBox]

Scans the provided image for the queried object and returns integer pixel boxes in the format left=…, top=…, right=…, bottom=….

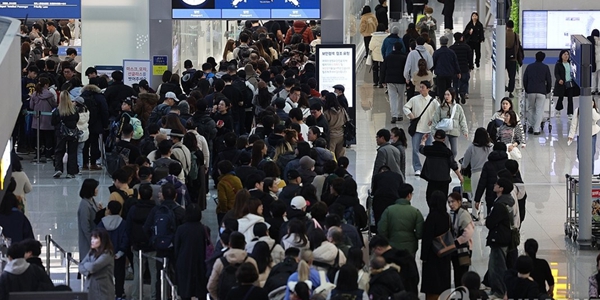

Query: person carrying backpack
left=284, top=21, right=315, bottom=45
left=107, top=169, right=137, bottom=218
left=207, top=231, right=258, bottom=300
left=125, top=184, right=157, bottom=300
left=96, top=201, right=129, bottom=299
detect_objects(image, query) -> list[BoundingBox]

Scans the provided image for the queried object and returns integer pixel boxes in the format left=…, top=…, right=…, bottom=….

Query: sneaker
left=527, top=127, right=533, bottom=134
left=460, top=97, right=466, bottom=104
left=373, top=83, right=379, bottom=87
left=509, top=93, right=514, bottom=98
left=415, top=170, right=421, bottom=176
left=555, top=110, right=561, bottom=117
left=66, top=174, right=76, bottom=179
left=391, top=117, right=397, bottom=124
left=568, top=114, right=573, bottom=120
left=533, top=131, right=541, bottom=135
left=398, top=116, right=404, bottom=121
left=53, top=171, right=62, bottom=178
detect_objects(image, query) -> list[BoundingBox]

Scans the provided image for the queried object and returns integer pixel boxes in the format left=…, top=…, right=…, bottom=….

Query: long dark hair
left=251, top=140, right=266, bottom=167
left=335, top=264, right=359, bottom=291
left=497, top=97, right=514, bottom=113
left=472, top=127, right=493, bottom=147
left=251, top=241, right=273, bottom=273
left=416, top=59, right=428, bottom=77
left=163, top=114, right=187, bottom=134
left=324, top=93, right=341, bottom=110
left=442, top=87, right=457, bottom=109
left=90, top=229, right=114, bottom=258
left=361, top=6, right=371, bottom=15
left=524, top=238, right=538, bottom=259
left=35, top=77, right=50, bottom=95
left=391, top=127, right=408, bottom=147
left=182, top=132, right=199, bottom=151
left=504, top=110, right=518, bottom=127
left=285, top=219, right=308, bottom=246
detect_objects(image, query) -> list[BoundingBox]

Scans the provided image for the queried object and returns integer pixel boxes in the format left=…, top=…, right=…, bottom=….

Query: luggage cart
left=564, top=174, right=600, bottom=248
left=520, top=89, right=554, bottom=134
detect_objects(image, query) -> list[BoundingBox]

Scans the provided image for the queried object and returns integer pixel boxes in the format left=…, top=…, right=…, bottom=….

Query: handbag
left=506, top=128, right=522, bottom=160
left=342, top=108, right=356, bottom=142
left=456, top=244, right=471, bottom=266
left=366, top=53, right=373, bottom=66
left=436, top=104, right=457, bottom=131
left=408, top=98, right=434, bottom=136
left=432, top=216, right=457, bottom=257
left=60, top=122, right=82, bottom=140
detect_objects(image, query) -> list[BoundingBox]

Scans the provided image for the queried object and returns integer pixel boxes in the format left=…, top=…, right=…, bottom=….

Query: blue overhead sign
left=172, top=0, right=321, bottom=19
left=0, top=0, right=81, bottom=19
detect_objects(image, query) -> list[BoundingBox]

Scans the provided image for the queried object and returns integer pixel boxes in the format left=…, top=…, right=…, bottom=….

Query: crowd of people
left=5, top=6, right=600, bottom=300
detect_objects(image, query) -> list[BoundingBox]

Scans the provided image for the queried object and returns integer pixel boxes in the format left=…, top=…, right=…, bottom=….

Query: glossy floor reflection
left=20, top=3, right=597, bottom=299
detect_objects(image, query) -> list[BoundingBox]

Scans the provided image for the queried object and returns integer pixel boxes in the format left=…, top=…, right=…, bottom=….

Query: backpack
left=151, top=204, right=177, bottom=251
left=291, top=26, right=308, bottom=45
left=149, top=104, right=171, bottom=125
left=218, top=255, right=249, bottom=300
left=130, top=115, right=144, bottom=140
left=117, top=189, right=139, bottom=219
left=139, top=136, right=157, bottom=157
left=129, top=200, right=155, bottom=250
left=186, top=150, right=200, bottom=181
left=276, top=152, right=296, bottom=174
left=343, top=206, right=356, bottom=227
left=320, top=174, right=338, bottom=203
left=106, top=146, right=129, bottom=177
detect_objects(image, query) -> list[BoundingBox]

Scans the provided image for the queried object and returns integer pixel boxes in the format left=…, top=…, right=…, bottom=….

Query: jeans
left=445, top=135, right=458, bottom=159
left=577, top=134, right=597, bottom=174
left=468, top=42, right=482, bottom=67
left=77, top=142, right=84, bottom=171
left=506, top=61, right=517, bottom=93
left=453, top=72, right=470, bottom=96
left=411, top=132, right=432, bottom=172
left=488, top=246, right=507, bottom=297
left=132, top=250, right=158, bottom=300
left=388, top=83, right=406, bottom=118
left=436, top=76, right=453, bottom=99
left=556, top=87, right=574, bottom=115
left=527, top=93, right=546, bottom=132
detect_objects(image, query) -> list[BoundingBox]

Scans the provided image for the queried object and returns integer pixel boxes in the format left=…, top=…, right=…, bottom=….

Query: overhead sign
left=152, top=55, right=169, bottom=76
left=123, top=60, right=151, bottom=87
left=171, top=0, right=321, bottom=19
left=316, top=44, right=355, bottom=108
left=0, top=0, right=81, bottom=18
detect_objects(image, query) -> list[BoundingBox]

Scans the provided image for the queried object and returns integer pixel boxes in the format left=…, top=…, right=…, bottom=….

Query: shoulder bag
left=432, top=215, right=457, bottom=257
left=506, top=128, right=522, bottom=160
left=342, top=108, right=356, bottom=142
left=436, top=104, right=458, bottom=131
left=408, top=99, right=434, bottom=136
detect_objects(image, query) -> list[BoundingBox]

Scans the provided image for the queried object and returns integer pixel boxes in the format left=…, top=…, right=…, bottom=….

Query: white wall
left=0, top=17, right=24, bottom=158
left=81, top=0, right=150, bottom=74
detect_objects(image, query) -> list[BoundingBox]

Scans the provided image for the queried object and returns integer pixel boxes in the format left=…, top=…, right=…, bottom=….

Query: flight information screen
left=0, top=0, right=81, bottom=19
left=522, top=10, right=600, bottom=49
left=172, top=0, right=321, bottom=19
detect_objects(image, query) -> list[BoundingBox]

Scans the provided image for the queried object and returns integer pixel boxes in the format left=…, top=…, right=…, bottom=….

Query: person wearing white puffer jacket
left=74, top=96, right=89, bottom=174
left=369, top=30, right=389, bottom=88
left=237, top=198, right=270, bottom=243
left=309, top=228, right=346, bottom=273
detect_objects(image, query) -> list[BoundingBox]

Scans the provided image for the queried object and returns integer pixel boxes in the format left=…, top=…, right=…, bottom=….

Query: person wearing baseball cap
left=148, top=91, right=179, bottom=124
left=278, top=170, right=302, bottom=205
left=418, top=129, right=463, bottom=200
left=332, top=84, right=349, bottom=110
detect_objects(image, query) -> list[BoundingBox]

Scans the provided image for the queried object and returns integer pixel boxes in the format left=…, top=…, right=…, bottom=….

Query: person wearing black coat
left=474, top=143, right=509, bottom=215
left=374, top=0, right=389, bottom=31
left=420, top=191, right=452, bottom=298
left=463, top=12, right=485, bottom=68
left=370, top=236, right=419, bottom=295
left=371, top=167, right=403, bottom=230
left=441, top=0, right=455, bottom=30
left=263, top=255, right=299, bottom=293
left=449, top=33, right=474, bottom=102
left=51, top=92, right=80, bottom=178
left=174, top=204, right=208, bottom=300
left=381, top=43, right=407, bottom=123
left=485, top=179, right=514, bottom=299
left=80, top=83, right=110, bottom=170
left=0, top=244, right=54, bottom=299
left=419, top=130, right=462, bottom=201
left=432, top=36, right=461, bottom=100
left=368, top=256, right=404, bottom=300
left=103, top=71, right=136, bottom=119
left=554, top=49, right=577, bottom=116
left=523, top=51, right=552, bottom=134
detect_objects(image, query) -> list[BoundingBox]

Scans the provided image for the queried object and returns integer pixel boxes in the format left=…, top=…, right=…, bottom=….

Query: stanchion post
left=161, top=257, right=167, bottom=300
left=45, top=235, right=51, bottom=275
left=66, top=252, right=71, bottom=287
left=36, top=111, right=40, bottom=162
left=139, top=250, right=143, bottom=300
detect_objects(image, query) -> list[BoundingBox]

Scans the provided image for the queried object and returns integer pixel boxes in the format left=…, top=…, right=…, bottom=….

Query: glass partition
left=346, top=0, right=381, bottom=57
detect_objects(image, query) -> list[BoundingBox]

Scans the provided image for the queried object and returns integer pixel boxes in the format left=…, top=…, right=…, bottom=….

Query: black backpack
left=106, top=146, right=129, bottom=178
left=290, top=26, right=308, bottom=45
left=116, top=189, right=138, bottom=219
left=150, top=204, right=177, bottom=251
left=218, top=255, right=248, bottom=300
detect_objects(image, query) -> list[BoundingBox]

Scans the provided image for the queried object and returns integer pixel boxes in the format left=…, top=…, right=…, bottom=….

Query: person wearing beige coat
left=369, top=31, right=389, bottom=87
left=207, top=247, right=258, bottom=300
left=360, top=6, right=379, bottom=59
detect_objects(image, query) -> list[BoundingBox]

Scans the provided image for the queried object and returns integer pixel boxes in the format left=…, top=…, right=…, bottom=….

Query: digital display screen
left=522, top=10, right=600, bottom=49
left=316, top=45, right=355, bottom=108
left=0, top=0, right=81, bottom=19
left=172, top=0, right=321, bottom=19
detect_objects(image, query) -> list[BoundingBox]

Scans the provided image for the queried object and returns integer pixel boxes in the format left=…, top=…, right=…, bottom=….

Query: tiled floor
left=17, top=1, right=599, bottom=299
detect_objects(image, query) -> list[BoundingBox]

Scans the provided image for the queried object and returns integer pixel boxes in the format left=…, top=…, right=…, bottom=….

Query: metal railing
left=139, top=250, right=178, bottom=300
left=26, top=110, right=53, bottom=163
left=44, top=235, right=83, bottom=291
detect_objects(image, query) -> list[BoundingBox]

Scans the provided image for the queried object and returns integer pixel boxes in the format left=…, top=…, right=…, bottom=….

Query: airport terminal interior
left=8, top=0, right=600, bottom=299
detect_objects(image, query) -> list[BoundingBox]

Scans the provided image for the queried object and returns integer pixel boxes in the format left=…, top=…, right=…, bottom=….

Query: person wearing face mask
left=332, top=85, right=349, bottom=110
left=417, top=7, right=437, bottom=49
